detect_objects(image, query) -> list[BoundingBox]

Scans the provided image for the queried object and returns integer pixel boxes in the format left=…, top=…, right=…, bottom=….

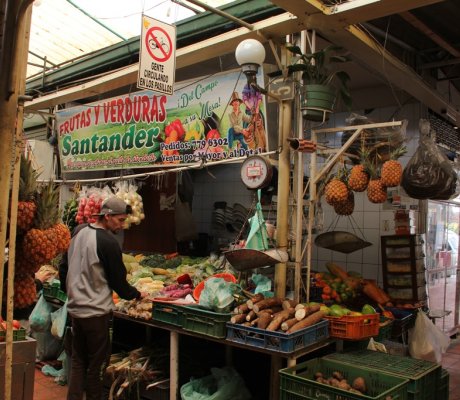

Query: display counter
left=113, top=311, right=335, bottom=400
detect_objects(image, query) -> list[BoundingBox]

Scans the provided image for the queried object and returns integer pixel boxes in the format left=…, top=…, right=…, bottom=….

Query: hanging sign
left=138, top=15, right=176, bottom=95
left=55, top=69, right=268, bottom=172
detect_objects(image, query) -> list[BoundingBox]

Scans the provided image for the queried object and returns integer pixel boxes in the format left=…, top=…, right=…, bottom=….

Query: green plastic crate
left=0, top=328, right=27, bottom=342
left=152, top=301, right=184, bottom=327
left=181, top=306, right=231, bottom=338
left=280, top=358, right=409, bottom=400
left=324, top=350, right=441, bottom=400
left=437, top=368, right=449, bottom=400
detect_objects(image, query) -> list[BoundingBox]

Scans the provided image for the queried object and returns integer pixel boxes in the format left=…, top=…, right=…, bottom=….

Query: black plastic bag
left=402, top=122, right=457, bottom=199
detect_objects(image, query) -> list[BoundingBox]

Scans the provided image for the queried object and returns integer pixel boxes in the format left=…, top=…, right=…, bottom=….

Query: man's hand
left=35, top=269, right=55, bottom=283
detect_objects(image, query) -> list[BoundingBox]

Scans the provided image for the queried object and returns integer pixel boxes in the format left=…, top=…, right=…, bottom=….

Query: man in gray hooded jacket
left=60, top=196, right=147, bottom=400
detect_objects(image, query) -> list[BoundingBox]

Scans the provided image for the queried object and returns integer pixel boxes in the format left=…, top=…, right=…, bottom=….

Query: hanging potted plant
left=287, top=44, right=352, bottom=121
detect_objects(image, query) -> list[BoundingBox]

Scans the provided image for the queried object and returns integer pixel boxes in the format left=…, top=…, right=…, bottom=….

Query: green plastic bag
left=198, top=278, right=238, bottom=313
left=245, top=190, right=270, bottom=251
left=29, top=294, right=53, bottom=332
left=180, top=367, right=252, bottom=400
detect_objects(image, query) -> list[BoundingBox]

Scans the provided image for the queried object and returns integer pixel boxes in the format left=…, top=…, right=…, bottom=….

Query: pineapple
left=367, top=179, right=387, bottom=203
left=17, top=156, right=40, bottom=231
left=12, top=273, right=37, bottom=309
left=22, top=182, right=60, bottom=265
left=381, top=146, right=407, bottom=187
left=325, top=178, right=349, bottom=206
left=348, top=165, right=369, bottom=192
left=334, top=191, right=354, bottom=215
left=53, top=222, right=71, bottom=253
left=15, top=245, right=41, bottom=275
left=348, top=146, right=370, bottom=192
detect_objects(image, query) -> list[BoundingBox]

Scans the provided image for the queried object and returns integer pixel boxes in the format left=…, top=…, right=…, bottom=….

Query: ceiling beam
left=271, top=0, right=445, bottom=25
left=270, top=0, right=459, bottom=125
left=24, top=12, right=300, bottom=111
left=399, top=11, right=460, bottom=58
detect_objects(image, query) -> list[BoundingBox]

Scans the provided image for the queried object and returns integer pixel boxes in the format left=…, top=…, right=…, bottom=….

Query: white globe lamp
left=235, top=39, right=266, bottom=78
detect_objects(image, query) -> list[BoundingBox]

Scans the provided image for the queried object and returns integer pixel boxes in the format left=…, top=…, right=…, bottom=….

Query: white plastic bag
left=408, top=310, right=450, bottom=363
left=50, top=300, right=68, bottom=339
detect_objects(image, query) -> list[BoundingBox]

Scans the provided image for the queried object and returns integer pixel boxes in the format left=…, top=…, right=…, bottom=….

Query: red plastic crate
left=325, top=313, right=379, bottom=339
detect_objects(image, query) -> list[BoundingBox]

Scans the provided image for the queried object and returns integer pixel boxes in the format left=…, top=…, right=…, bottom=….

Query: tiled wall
left=191, top=103, right=425, bottom=284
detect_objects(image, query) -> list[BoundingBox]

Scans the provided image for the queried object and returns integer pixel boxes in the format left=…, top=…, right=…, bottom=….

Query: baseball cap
left=93, top=196, right=132, bottom=216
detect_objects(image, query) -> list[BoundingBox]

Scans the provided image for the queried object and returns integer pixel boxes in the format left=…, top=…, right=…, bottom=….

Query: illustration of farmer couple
left=227, top=89, right=267, bottom=152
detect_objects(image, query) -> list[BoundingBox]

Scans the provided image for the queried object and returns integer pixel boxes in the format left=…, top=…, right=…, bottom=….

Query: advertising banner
left=56, top=69, right=268, bottom=172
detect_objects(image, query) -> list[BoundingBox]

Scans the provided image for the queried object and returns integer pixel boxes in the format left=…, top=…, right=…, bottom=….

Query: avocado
left=362, top=304, right=376, bottom=314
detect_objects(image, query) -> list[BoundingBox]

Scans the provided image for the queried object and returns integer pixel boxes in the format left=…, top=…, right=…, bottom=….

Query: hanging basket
left=315, top=231, right=372, bottom=254
left=223, top=248, right=289, bottom=271
left=300, top=84, right=336, bottom=122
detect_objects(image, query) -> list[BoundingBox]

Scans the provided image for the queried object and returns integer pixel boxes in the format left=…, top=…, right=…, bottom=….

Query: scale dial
left=240, top=155, right=273, bottom=189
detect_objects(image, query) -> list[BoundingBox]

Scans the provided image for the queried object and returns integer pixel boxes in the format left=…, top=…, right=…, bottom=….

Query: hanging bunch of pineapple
left=347, top=146, right=370, bottom=192
left=380, top=146, right=407, bottom=187
left=17, top=156, right=40, bottom=231
left=324, top=173, right=349, bottom=206
left=22, top=182, right=70, bottom=267
left=334, top=190, right=355, bottom=216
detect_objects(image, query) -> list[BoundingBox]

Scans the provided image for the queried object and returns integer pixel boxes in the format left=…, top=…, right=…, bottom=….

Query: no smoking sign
left=138, top=15, right=176, bottom=95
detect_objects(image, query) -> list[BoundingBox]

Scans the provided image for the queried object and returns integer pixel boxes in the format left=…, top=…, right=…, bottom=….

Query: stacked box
left=279, top=358, right=409, bottom=400
left=151, top=301, right=184, bottom=327
left=226, top=320, right=328, bottom=353
left=181, top=306, right=231, bottom=338
left=325, top=350, right=441, bottom=400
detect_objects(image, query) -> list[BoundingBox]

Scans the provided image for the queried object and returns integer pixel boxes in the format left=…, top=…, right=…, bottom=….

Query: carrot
left=266, top=308, right=295, bottom=331
left=287, top=311, right=326, bottom=334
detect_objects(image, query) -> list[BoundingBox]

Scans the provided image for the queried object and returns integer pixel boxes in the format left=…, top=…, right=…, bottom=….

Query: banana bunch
left=62, top=198, right=78, bottom=233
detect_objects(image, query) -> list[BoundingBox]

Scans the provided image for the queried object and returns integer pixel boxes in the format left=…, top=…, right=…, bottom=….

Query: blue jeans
left=228, top=128, right=248, bottom=150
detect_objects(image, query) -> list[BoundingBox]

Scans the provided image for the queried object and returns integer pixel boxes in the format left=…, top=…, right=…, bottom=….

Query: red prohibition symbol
left=145, top=26, right=173, bottom=62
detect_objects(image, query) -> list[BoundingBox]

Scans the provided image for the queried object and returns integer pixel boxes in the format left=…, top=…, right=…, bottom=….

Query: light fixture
left=235, top=38, right=265, bottom=87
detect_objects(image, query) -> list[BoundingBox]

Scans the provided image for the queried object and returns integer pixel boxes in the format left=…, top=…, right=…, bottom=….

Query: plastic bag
left=251, top=273, right=273, bottom=297
left=29, top=295, right=53, bottom=332
left=50, top=300, right=68, bottom=339
left=32, top=330, right=63, bottom=361
left=402, top=120, right=457, bottom=200
left=180, top=366, right=252, bottom=400
left=198, top=278, right=238, bottom=312
left=408, top=310, right=450, bottom=363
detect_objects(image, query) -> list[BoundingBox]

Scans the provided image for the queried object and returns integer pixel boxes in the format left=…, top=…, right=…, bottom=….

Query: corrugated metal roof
left=27, top=0, right=233, bottom=79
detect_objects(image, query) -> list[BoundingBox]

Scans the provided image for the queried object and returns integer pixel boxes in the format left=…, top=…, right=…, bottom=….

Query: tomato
left=322, top=286, right=332, bottom=295
left=206, top=129, right=220, bottom=140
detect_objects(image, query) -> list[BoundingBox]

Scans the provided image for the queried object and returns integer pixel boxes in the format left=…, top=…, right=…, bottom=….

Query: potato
left=352, top=377, right=367, bottom=393
left=314, top=372, right=323, bottom=380
left=337, top=380, right=351, bottom=391
left=332, top=371, right=344, bottom=381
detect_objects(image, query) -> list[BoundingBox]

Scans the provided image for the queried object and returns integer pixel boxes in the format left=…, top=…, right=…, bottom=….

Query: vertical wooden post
left=0, top=2, right=34, bottom=400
